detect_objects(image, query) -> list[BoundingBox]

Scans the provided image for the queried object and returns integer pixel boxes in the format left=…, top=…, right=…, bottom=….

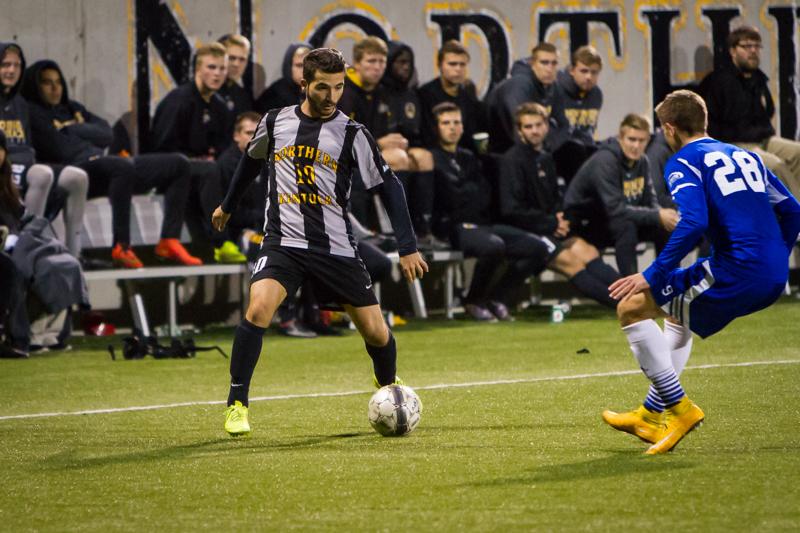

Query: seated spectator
left=498, top=103, right=619, bottom=308
left=646, top=129, right=675, bottom=208
left=0, top=130, right=88, bottom=355
left=218, top=34, right=253, bottom=116
left=21, top=59, right=143, bottom=267
left=418, top=40, right=486, bottom=152
left=338, top=37, right=439, bottom=246
left=563, top=114, right=679, bottom=276
left=217, top=111, right=265, bottom=251
left=431, top=102, right=550, bottom=321
left=555, top=44, right=603, bottom=181
left=0, top=42, right=89, bottom=260
left=21, top=59, right=202, bottom=266
left=254, top=43, right=310, bottom=113
left=150, top=42, right=244, bottom=263
left=699, top=24, right=800, bottom=196
left=486, top=42, right=569, bottom=154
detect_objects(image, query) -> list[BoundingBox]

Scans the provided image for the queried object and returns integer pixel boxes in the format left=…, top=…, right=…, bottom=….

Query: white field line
left=1, top=359, right=798, bottom=422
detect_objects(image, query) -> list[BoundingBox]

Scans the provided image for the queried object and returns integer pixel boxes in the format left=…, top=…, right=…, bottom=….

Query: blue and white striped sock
left=643, top=385, right=666, bottom=413
left=649, top=367, right=685, bottom=407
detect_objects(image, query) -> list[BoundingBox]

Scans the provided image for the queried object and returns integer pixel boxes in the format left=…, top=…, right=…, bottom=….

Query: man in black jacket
left=699, top=25, right=800, bottom=196
left=564, top=114, right=679, bottom=276
left=150, top=42, right=243, bottom=263
left=431, top=102, right=550, bottom=321
left=555, top=45, right=603, bottom=181
left=22, top=59, right=202, bottom=266
left=499, top=103, right=619, bottom=308
left=218, top=34, right=253, bottom=117
left=417, top=40, right=486, bottom=151
left=254, top=43, right=310, bottom=113
left=486, top=42, right=570, bottom=154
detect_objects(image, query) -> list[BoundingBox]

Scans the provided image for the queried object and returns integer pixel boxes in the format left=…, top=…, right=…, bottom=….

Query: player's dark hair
left=437, top=40, right=469, bottom=65
left=234, top=111, right=261, bottom=131
left=431, top=101, right=461, bottom=122
left=515, top=102, right=549, bottom=128
left=302, top=48, right=345, bottom=83
left=727, top=25, right=761, bottom=49
left=655, top=89, right=707, bottom=135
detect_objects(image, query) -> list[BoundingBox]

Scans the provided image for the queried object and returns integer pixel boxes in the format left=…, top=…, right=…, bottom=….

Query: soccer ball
left=367, top=384, right=422, bottom=437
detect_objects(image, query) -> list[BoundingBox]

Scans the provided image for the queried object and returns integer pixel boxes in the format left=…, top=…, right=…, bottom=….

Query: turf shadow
left=38, top=432, right=375, bottom=471
left=462, top=451, right=696, bottom=487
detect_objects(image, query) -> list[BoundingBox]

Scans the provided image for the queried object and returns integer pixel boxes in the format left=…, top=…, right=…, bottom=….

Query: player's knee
left=245, top=301, right=273, bottom=328
left=616, top=293, right=648, bottom=326
left=409, top=148, right=433, bottom=172
left=383, top=148, right=410, bottom=172
left=362, top=320, right=389, bottom=347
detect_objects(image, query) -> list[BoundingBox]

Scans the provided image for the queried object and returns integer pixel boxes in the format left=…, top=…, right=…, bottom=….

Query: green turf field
left=1, top=300, right=799, bottom=531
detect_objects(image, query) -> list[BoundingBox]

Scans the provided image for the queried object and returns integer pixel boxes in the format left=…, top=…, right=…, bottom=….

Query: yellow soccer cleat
left=214, top=240, right=247, bottom=264
left=645, top=397, right=705, bottom=455
left=224, top=401, right=251, bottom=437
left=372, top=374, right=404, bottom=389
left=602, top=405, right=666, bottom=444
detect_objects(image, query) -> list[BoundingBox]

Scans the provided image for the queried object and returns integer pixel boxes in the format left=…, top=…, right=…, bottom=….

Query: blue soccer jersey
left=641, top=137, right=800, bottom=337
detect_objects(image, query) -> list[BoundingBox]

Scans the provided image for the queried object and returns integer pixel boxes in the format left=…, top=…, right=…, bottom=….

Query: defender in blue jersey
left=603, top=90, right=800, bottom=454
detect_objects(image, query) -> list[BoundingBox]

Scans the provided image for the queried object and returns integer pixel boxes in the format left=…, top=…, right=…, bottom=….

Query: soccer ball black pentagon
left=367, top=384, right=422, bottom=436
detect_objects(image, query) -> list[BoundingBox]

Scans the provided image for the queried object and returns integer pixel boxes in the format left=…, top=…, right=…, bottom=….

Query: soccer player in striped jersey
left=604, top=90, right=800, bottom=454
left=212, top=48, right=428, bottom=436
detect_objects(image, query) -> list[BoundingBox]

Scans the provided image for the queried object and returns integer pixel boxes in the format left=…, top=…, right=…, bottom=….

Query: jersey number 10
left=704, top=150, right=766, bottom=196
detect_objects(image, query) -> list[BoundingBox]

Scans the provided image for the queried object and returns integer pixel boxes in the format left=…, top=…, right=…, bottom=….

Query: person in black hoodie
left=498, top=103, right=619, bottom=308
left=563, top=114, right=679, bottom=276
left=22, top=59, right=202, bottom=266
left=0, top=43, right=89, bottom=259
left=218, top=34, right=253, bottom=117
left=431, top=102, right=550, bottom=321
left=699, top=24, right=800, bottom=196
left=555, top=45, right=603, bottom=181
left=254, top=43, right=310, bottom=113
left=150, top=42, right=244, bottom=263
left=486, top=42, right=570, bottom=155
left=418, top=39, right=486, bottom=152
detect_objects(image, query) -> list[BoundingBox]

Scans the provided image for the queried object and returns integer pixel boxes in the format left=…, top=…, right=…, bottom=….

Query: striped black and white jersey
left=239, top=105, right=414, bottom=257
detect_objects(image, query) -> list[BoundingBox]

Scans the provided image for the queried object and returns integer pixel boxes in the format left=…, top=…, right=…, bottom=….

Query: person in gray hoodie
left=555, top=45, right=604, bottom=180
left=564, top=114, right=679, bottom=276
left=486, top=42, right=570, bottom=154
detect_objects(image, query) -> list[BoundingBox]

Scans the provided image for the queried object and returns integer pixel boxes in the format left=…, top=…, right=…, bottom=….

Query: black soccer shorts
left=250, top=245, right=379, bottom=308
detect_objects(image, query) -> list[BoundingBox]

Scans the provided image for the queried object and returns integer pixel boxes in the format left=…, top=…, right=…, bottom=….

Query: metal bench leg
left=407, top=279, right=427, bottom=319
left=124, top=280, right=151, bottom=337
left=445, top=264, right=454, bottom=319
left=373, top=282, right=381, bottom=303
left=168, top=279, right=179, bottom=337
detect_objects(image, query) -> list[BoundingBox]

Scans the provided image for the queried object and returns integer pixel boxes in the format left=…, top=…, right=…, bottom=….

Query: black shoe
left=0, top=344, right=29, bottom=358
left=80, top=255, right=114, bottom=270
left=278, top=320, right=317, bottom=338
left=417, top=234, right=449, bottom=251
left=487, top=301, right=515, bottom=322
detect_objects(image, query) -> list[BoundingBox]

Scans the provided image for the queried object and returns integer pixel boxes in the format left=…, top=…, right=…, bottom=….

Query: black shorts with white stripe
left=250, top=245, right=379, bottom=308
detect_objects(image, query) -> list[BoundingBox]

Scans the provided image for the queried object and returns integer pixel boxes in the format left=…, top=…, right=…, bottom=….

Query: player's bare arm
left=399, top=251, right=429, bottom=282
left=211, top=206, right=231, bottom=232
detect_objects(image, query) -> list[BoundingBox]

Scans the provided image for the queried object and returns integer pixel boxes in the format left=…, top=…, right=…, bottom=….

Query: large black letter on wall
left=641, top=10, right=684, bottom=122
left=768, top=7, right=798, bottom=139
left=307, top=14, right=389, bottom=48
left=135, top=0, right=253, bottom=151
left=428, top=13, right=510, bottom=92
left=537, top=11, right=622, bottom=58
